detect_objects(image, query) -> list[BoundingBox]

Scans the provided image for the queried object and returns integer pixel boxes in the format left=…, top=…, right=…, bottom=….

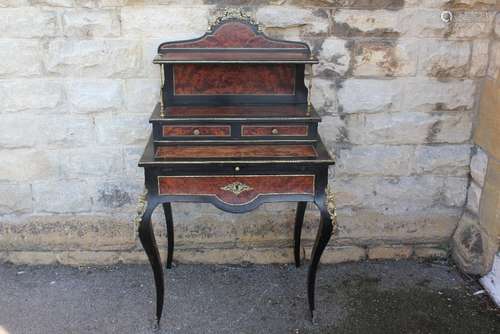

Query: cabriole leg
left=294, top=201, right=307, bottom=267
left=162, top=202, right=174, bottom=269
left=307, top=187, right=337, bottom=319
left=135, top=191, right=164, bottom=325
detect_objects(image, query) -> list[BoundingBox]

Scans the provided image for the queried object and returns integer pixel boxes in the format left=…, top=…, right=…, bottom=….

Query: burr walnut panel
left=155, top=144, right=317, bottom=159
left=158, top=21, right=308, bottom=50
left=242, top=125, right=308, bottom=137
left=157, top=175, right=315, bottom=205
left=162, top=125, right=230, bottom=137
left=173, top=64, right=295, bottom=96
left=164, top=105, right=308, bottom=117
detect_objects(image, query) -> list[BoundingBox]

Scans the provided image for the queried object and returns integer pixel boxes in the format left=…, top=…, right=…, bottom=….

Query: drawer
left=157, top=175, right=315, bottom=205
left=241, top=124, right=308, bottom=137
left=162, top=125, right=230, bottom=137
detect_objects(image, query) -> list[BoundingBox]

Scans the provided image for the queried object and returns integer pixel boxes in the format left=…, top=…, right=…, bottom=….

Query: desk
left=134, top=13, right=336, bottom=324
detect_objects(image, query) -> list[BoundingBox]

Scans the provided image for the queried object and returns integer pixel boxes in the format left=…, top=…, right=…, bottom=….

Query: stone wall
left=0, top=0, right=498, bottom=265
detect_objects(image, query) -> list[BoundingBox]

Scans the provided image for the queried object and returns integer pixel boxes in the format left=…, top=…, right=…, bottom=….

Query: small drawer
left=241, top=125, right=308, bottom=137
left=162, top=125, right=230, bottom=137
left=158, top=175, right=315, bottom=205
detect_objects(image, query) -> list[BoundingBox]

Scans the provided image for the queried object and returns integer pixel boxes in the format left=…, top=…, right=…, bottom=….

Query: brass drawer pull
left=193, top=129, right=200, bottom=135
left=271, top=128, right=279, bottom=135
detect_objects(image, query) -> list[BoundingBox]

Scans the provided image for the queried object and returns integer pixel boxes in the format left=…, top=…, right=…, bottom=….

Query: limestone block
left=256, top=6, right=330, bottom=36
left=346, top=111, right=472, bottom=145
left=62, top=9, right=121, bottom=37
left=0, top=8, right=58, bottom=38
left=0, top=214, right=136, bottom=251
left=310, top=78, right=337, bottom=113
left=413, top=246, right=448, bottom=259
left=0, top=149, right=58, bottom=182
left=446, top=11, right=496, bottom=39
left=333, top=9, right=401, bottom=37
left=66, top=80, right=123, bottom=113
left=45, top=39, right=142, bottom=78
left=338, top=79, right=403, bottom=113
left=413, top=144, right=471, bottom=176
left=470, top=147, right=488, bottom=186
left=32, top=179, right=92, bottom=213
left=317, top=38, right=350, bottom=76
left=57, top=147, right=124, bottom=178
left=0, top=0, right=30, bottom=6
left=90, top=179, right=143, bottom=212
left=0, top=80, right=63, bottom=112
left=32, top=0, right=73, bottom=6
left=402, top=79, right=476, bottom=112
left=352, top=40, right=417, bottom=77
left=418, top=40, right=471, bottom=78
left=333, top=177, right=377, bottom=208
left=121, top=6, right=209, bottom=38
left=405, top=0, right=496, bottom=8
left=124, top=146, right=144, bottom=179
left=452, top=212, right=497, bottom=275
left=495, top=12, right=500, bottom=37
left=336, top=145, right=413, bottom=176
left=466, top=181, right=482, bottom=215
left=442, top=177, right=468, bottom=207
left=334, top=175, right=466, bottom=213
left=374, top=176, right=467, bottom=212
left=124, top=79, right=159, bottom=113
left=304, top=245, right=367, bottom=264
left=334, top=8, right=483, bottom=38
left=0, top=40, right=42, bottom=78
left=470, top=39, right=490, bottom=77
left=337, top=207, right=461, bottom=244
left=0, top=114, right=95, bottom=149
left=141, top=38, right=163, bottom=78
left=317, top=116, right=344, bottom=159
left=0, top=184, right=32, bottom=215
left=405, top=9, right=493, bottom=38
left=368, top=245, right=413, bottom=260
left=95, top=113, right=150, bottom=145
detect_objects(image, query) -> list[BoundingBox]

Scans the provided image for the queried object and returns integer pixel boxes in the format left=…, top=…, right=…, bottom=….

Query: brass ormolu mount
left=326, top=186, right=338, bottom=235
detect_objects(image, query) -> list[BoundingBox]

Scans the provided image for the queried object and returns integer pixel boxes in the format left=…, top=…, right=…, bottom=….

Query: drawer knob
left=271, top=128, right=279, bottom=135
left=193, top=129, right=200, bottom=136
left=234, top=166, right=240, bottom=172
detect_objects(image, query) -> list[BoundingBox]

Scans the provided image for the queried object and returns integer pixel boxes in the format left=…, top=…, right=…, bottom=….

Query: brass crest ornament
left=220, top=181, right=253, bottom=196
left=133, top=189, right=148, bottom=229
left=210, top=8, right=258, bottom=30
left=326, top=186, right=338, bottom=235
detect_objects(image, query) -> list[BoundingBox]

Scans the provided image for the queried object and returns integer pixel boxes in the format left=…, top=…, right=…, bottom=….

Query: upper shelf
left=153, top=19, right=318, bottom=64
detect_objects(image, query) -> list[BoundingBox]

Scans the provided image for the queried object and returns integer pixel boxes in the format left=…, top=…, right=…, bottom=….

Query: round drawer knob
left=271, top=128, right=279, bottom=135
left=193, top=129, right=200, bottom=136
left=234, top=166, right=240, bottom=172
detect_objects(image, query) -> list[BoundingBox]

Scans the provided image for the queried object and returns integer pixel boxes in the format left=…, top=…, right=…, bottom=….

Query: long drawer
left=157, top=174, right=315, bottom=205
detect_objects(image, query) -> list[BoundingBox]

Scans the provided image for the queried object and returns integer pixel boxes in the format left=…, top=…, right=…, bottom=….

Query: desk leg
left=162, top=203, right=174, bottom=269
left=138, top=199, right=165, bottom=325
left=294, top=201, right=307, bottom=267
left=307, top=207, right=333, bottom=318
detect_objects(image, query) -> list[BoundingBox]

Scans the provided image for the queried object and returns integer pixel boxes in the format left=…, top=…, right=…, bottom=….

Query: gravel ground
left=0, top=260, right=498, bottom=334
